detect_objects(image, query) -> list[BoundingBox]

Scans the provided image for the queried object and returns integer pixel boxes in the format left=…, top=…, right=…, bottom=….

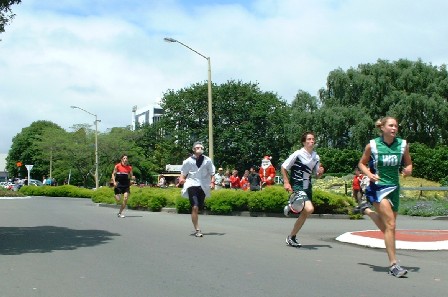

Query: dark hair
left=301, top=131, right=315, bottom=144
left=192, top=141, right=204, bottom=149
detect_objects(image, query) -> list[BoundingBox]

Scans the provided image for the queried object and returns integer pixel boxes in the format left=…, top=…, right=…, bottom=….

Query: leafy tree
left=7, top=121, right=64, bottom=180
left=315, top=59, right=448, bottom=149
left=160, top=80, right=292, bottom=173
left=0, top=0, right=21, bottom=36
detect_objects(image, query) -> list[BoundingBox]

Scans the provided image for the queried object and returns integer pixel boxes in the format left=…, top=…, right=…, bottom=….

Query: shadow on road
left=358, top=262, right=421, bottom=274
left=300, top=244, right=333, bottom=250
left=0, top=226, right=120, bottom=255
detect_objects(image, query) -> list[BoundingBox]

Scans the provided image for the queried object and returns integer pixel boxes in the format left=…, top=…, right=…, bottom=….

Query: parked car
left=2, top=181, right=15, bottom=190
left=28, top=179, right=43, bottom=186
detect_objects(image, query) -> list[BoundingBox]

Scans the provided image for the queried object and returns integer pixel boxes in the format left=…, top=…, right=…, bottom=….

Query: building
left=0, top=153, right=8, bottom=182
left=131, top=104, right=164, bottom=130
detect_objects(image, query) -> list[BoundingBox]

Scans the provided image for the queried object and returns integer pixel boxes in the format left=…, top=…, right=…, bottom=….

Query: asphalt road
left=1, top=196, right=447, bottom=297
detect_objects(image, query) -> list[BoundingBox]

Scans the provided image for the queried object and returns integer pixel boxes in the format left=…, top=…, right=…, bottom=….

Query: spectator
left=248, top=166, right=262, bottom=191
left=222, top=171, right=231, bottom=189
left=229, top=169, right=240, bottom=189
left=240, top=170, right=249, bottom=191
left=214, top=168, right=224, bottom=190
left=352, top=167, right=364, bottom=206
left=158, top=174, right=167, bottom=188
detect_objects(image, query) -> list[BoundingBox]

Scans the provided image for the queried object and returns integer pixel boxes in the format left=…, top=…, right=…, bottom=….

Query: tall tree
left=6, top=121, right=64, bottom=179
left=0, top=0, right=21, bottom=36
left=315, top=59, right=448, bottom=149
left=160, top=80, right=291, bottom=172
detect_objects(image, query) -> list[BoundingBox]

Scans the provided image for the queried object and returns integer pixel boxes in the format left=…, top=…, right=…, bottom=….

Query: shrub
left=208, top=189, right=249, bottom=211
left=0, top=188, right=25, bottom=197
left=91, top=187, right=115, bottom=204
left=400, top=199, right=448, bottom=217
left=20, top=185, right=93, bottom=198
left=19, top=185, right=46, bottom=196
left=176, top=197, right=191, bottom=214
left=206, top=197, right=233, bottom=215
left=312, top=189, right=354, bottom=214
left=247, top=187, right=288, bottom=213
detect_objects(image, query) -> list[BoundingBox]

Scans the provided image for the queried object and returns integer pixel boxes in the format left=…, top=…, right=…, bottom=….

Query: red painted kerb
left=351, top=230, right=448, bottom=242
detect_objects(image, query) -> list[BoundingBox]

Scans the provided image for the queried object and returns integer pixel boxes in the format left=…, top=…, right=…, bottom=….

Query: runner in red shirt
left=112, top=155, right=133, bottom=218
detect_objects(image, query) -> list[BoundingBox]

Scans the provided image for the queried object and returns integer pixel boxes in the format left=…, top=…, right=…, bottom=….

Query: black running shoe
left=353, top=201, right=371, bottom=215
left=286, top=235, right=302, bottom=247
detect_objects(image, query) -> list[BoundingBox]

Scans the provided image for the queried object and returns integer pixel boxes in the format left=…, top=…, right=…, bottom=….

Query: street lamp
left=70, top=105, right=100, bottom=189
left=164, top=37, right=214, bottom=161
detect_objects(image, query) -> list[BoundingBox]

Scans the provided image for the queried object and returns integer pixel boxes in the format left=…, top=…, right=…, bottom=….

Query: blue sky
left=1, top=0, right=448, bottom=154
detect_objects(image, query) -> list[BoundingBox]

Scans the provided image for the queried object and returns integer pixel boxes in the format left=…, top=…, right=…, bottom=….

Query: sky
left=1, top=0, right=448, bottom=154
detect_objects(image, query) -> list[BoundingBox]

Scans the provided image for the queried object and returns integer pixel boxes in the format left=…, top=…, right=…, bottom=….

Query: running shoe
left=353, top=201, right=371, bottom=215
left=117, top=213, right=125, bottom=218
left=283, top=205, right=290, bottom=216
left=389, top=263, right=408, bottom=278
left=285, top=235, right=302, bottom=247
left=195, top=230, right=203, bottom=237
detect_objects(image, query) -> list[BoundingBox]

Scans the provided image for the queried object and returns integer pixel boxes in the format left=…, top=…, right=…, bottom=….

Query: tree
left=314, top=59, right=448, bottom=149
left=0, top=0, right=21, bottom=36
left=160, top=80, right=292, bottom=173
left=6, top=120, right=64, bottom=179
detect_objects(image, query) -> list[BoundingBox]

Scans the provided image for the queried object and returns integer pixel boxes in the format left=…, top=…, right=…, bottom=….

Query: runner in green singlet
left=356, top=116, right=413, bottom=278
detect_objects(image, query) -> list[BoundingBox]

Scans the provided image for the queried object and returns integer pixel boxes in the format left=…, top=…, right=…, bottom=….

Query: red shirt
left=229, top=175, right=240, bottom=189
left=352, top=174, right=363, bottom=190
left=240, top=177, right=249, bottom=191
left=115, top=163, right=133, bottom=185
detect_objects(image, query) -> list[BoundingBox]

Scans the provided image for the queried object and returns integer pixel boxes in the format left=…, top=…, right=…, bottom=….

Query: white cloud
left=1, top=0, right=448, bottom=153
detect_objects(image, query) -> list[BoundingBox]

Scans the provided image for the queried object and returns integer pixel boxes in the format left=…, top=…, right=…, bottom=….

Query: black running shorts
left=187, top=186, right=205, bottom=209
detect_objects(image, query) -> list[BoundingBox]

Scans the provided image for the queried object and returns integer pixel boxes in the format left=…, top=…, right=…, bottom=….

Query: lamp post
left=164, top=37, right=214, bottom=161
left=70, top=105, right=100, bottom=189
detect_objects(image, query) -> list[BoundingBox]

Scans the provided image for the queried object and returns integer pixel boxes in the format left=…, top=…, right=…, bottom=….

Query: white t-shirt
left=180, top=155, right=215, bottom=198
left=281, top=148, right=320, bottom=191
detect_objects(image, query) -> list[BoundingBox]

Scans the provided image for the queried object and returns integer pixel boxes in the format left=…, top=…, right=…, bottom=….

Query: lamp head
left=164, top=37, right=177, bottom=43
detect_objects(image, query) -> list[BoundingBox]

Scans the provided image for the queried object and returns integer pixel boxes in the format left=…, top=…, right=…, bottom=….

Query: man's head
left=192, top=141, right=204, bottom=155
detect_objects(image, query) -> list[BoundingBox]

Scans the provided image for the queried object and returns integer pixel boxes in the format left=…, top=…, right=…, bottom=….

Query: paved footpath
left=1, top=196, right=447, bottom=297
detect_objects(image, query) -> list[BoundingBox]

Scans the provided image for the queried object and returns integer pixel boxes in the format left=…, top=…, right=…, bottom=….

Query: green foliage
left=247, top=187, right=288, bottom=213
left=91, top=187, right=116, bottom=204
left=316, top=148, right=362, bottom=174
left=204, top=189, right=250, bottom=214
left=400, top=199, right=448, bottom=217
left=6, top=121, right=64, bottom=179
left=176, top=197, right=191, bottom=214
left=160, top=80, right=292, bottom=172
left=6, top=58, right=448, bottom=190
left=0, top=0, right=21, bottom=34
left=126, top=187, right=171, bottom=212
left=410, top=143, right=448, bottom=182
left=0, top=187, right=24, bottom=197
left=19, top=185, right=92, bottom=198
left=312, top=59, right=448, bottom=150
left=311, top=189, right=354, bottom=214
